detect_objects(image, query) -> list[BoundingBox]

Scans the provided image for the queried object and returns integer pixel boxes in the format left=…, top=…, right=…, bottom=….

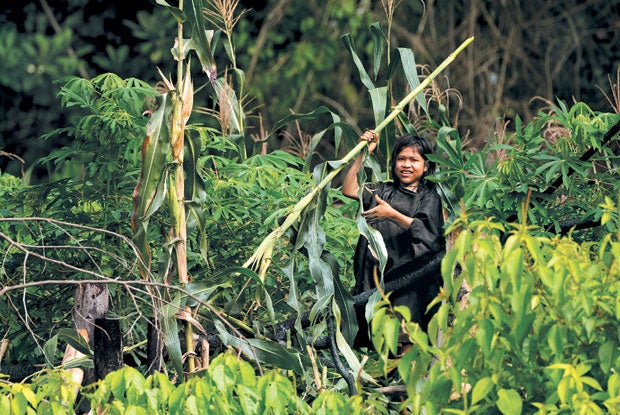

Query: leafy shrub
left=0, top=352, right=379, bottom=414
left=388, top=207, right=620, bottom=414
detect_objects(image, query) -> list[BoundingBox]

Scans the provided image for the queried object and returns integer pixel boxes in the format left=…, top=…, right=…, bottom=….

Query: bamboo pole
left=244, top=37, right=474, bottom=279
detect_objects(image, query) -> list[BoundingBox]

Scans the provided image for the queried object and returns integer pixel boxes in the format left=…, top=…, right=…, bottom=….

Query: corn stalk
left=132, top=0, right=217, bottom=376
left=244, top=36, right=474, bottom=281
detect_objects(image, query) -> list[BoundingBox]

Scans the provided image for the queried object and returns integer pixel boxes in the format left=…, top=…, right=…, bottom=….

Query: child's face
left=394, top=146, right=427, bottom=188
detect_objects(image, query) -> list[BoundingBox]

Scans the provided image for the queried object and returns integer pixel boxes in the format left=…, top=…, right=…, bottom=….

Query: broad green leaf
left=475, top=319, right=494, bottom=359
left=496, top=388, right=522, bottom=415
left=43, top=334, right=58, bottom=368
left=222, top=336, right=304, bottom=375
left=384, top=314, right=400, bottom=356
left=57, top=328, right=92, bottom=356
left=471, top=377, right=494, bottom=405
left=598, top=341, right=616, bottom=374
left=333, top=268, right=358, bottom=345
left=161, top=293, right=184, bottom=378
left=547, top=323, right=564, bottom=358
left=182, top=281, right=231, bottom=308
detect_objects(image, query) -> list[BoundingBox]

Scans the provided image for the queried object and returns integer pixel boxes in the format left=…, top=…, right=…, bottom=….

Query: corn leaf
left=132, top=93, right=172, bottom=274
left=184, top=0, right=216, bottom=79
left=215, top=321, right=305, bottom=375
left=161, top=293, right=184, bottom=378
left=341, top=33, right=375, bottom=90
left=396, top=48, right=428, bottom=112
left=369, top=22, right=383, bottom=80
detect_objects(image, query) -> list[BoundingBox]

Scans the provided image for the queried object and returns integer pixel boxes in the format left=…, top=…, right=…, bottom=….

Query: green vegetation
left=1, top=0, right=620, bottom=414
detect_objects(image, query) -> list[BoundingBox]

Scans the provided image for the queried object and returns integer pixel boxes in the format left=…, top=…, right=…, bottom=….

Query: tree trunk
left=94, top=318, right=123, bottom=380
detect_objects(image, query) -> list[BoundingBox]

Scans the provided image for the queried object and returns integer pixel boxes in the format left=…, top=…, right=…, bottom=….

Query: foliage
left=0, top=352, right=378, bottom=414
left=428, top=101, right=620, bottom=237
left=2, top=0, right=620, bottom=413
left=380, top=205, right=620, bottom=414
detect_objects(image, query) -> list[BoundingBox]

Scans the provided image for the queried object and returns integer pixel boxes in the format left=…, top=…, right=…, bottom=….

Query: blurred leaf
left=369, top=22, right=383, bottom=80
left=471, top=377, right=495, bottom=405
left=496, top=388, right=522, bottom=415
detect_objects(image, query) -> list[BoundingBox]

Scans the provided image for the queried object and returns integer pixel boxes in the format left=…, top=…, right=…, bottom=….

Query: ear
left=424, top=160, right=429, bottom=171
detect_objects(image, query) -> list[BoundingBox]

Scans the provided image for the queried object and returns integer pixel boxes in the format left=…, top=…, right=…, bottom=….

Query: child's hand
left=359, top=130, right=378, bottom=153
left=362, top=195, right=395, bottom=221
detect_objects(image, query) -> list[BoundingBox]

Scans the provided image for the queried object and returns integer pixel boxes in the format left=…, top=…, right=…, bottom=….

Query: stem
left=175, top=0, right=194, bottom=373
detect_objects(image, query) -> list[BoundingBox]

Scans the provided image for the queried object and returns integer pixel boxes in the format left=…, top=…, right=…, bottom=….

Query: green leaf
left=184, top=0, right=216, bottom=77
left=384, top=314, right=400, bottom=356
left=598, top=341, right=616, bottom=374
left=341, top=33, right=375, bottom=90
left=43, top=334, right=59, bottom=368
left=475, top=319, right=494, bottom=359
left=333, top=267, right=358, bottom=345
left=369, top=86, right=389, bottom=131
left=496, top=388, right=522, bottom=415
left=547, top=324, right=564, bottom=358
left=471, top=377, right=495, bottom=405
left=396, top=47, right=427, bottom=113
left=356, top=214, right=388, bottom=280
left=161, top=294, right=184, bottom=378
left=57, top=328, right=92, bottom=356
left=369, top=22, right=383, bottom=80
left=334, top=306, right=377, bottom=385
left=223, top=336, right=304, bottom=375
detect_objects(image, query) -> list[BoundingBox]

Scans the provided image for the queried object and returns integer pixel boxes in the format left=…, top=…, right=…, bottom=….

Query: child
left=342, top=130, right=445, bottom=346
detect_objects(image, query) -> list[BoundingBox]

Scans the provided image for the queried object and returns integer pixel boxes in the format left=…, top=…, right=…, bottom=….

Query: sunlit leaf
left=496, top=388, right=522, bottom=415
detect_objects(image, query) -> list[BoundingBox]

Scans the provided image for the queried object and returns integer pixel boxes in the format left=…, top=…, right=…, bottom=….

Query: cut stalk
left=244, top=36, right=474, bottom=279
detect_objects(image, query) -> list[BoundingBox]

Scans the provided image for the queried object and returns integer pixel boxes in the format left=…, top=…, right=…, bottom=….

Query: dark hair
left=390, top=134, right=436, bottom=188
